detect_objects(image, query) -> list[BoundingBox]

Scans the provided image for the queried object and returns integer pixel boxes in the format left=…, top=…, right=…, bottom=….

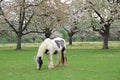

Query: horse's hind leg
left=61, top=48, right=67, bottom=66
left=61, top=53, right=67, bottom=66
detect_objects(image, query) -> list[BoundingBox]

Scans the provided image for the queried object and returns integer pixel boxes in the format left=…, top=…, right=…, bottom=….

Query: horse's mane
left=37, top=38, right=52, bottom=57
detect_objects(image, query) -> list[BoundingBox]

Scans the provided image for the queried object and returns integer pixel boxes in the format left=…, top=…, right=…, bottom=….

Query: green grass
left=0, top=41, right=120, bottom=80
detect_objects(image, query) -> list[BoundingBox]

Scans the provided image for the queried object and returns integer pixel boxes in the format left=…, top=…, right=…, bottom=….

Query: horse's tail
left=61, top=47, right=67, bottom=65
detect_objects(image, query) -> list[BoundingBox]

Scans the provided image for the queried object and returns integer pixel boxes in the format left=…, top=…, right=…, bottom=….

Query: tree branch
left=0, top=6, right=18, bottom=33
left=22, top=30, right=43, bottom=35
left=88, top=1, right=105, bottom=23
left=19, top=6, right=25, bottom=33
left=4, top=18, right=18, bottom=34
left=63, top=26, right=69, bottom=32
left=0, top=0, right=3, bottom=3
left=92, top=26, right=105, bottom=36
left=25, top=0, right=44, bottom=9
left=22, top=12, right=35, bottom=31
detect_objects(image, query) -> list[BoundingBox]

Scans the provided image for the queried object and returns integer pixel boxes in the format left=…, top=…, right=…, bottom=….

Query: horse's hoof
left=48, top=65, right=54, bottom=69
left=63, top=63, right=67, bottom=66
left=55, top=64, right=60, bottom=67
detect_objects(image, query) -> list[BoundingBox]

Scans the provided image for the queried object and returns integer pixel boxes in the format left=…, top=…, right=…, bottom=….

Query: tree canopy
left=0, top=0, right=120, bottom=49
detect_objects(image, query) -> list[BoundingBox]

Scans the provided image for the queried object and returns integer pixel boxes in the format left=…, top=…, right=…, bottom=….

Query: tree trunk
left=16, top=33, right=22, bottom=50
left=102, top=25, right=110, bottom=49
left=69, top=36, right=73, bottom=45
left=45, top=31, right=51, bottom=38
left=102, top=35, right=109, bottom=49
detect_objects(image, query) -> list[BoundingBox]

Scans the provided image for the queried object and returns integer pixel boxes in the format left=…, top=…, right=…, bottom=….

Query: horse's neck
left=37, top=42, right=47, bottom=57
left=37, top=38, right=52, bottom=57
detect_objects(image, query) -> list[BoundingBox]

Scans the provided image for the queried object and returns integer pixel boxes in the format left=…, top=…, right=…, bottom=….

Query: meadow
left=0, top=41, right=120, bottom=80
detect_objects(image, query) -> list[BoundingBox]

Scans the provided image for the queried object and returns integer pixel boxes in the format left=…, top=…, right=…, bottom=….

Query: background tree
left=0, top=0, right=43, bottom=50
left=86, top=0, right=120, bottom=49
left=110, top=20, right=120, bottom=40
left=63, top=0, right=92, bottom=44
left=65, top=0, right=120, bottom=47
left=63, top=26, right=78, bottom=45
left=62, top=0, right=82, bottom=45
left=0, top=0, right=70, bottom=49
left=33, top=0, right=69, bottom=39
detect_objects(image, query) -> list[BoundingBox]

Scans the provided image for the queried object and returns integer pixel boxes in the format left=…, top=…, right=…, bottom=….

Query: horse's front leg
left=48, top=53, right=54, bottom=69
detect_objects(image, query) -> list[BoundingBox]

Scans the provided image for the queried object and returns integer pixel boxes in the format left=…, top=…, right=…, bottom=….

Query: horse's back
left=44, top=38, right=51, bottom=43
left=52, top=37, right=66, bottom=48
left=52, top=37, right=66, bottom=43
left=43, top=37, right=66, bottom=50
left=52, top=37, right=65, bottom=41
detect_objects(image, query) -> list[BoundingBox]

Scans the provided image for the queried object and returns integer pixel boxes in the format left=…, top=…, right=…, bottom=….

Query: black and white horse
left=36, top=37, right=67, bottom=70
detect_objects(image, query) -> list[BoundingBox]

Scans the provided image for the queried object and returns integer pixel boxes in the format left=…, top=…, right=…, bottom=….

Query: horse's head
left=36, top=56, right=43, bottom=70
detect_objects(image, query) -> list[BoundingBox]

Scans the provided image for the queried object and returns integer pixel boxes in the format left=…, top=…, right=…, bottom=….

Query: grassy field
left=0, top=41, right=120, bottom=80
